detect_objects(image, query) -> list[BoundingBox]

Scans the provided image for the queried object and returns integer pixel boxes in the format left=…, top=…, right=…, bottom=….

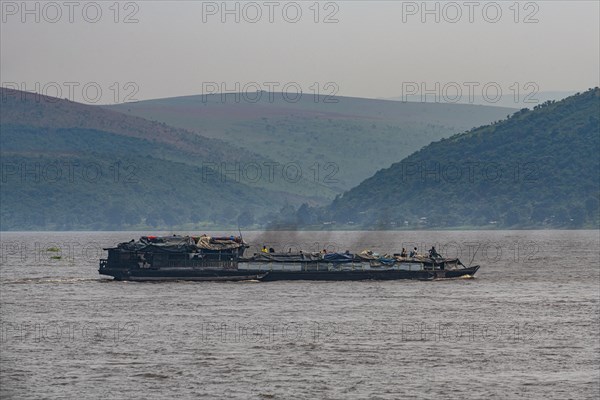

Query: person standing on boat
left=429, top=246, right=440, bottom=258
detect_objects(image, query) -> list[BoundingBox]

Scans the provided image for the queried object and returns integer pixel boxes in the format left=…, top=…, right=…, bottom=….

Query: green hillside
left=1, top=89, right=336, bottom=201
left=308, top=88, right=600, bottom=229
left=0, top=89, right=316, bottom=230
left=107, top=93, right=515, bottom=191
left=6, top=86, right=580, bottom=231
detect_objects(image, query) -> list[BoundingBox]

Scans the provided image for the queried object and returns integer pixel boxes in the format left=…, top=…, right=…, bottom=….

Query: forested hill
left=321, top=88, right=600, bottom=229
left=0, top=88, right=312, bottom=230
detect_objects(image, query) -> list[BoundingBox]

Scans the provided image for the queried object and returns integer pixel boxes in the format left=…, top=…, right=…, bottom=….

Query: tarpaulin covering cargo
left=112, top=235, right=246, bottom=253
left=322, top=253, right=354, bottom=263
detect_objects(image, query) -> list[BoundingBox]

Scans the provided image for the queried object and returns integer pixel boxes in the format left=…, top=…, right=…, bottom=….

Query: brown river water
left=1, top=230, right=599, bottom=399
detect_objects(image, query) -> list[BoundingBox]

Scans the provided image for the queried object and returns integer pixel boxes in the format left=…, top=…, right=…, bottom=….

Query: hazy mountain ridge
left=1, top=88, right=264, bottom=163
left=1, top=85, right=596, bottom=229
left=107, top=93, right=516, bottom=190
left=0, top=89, right=322, bottom=230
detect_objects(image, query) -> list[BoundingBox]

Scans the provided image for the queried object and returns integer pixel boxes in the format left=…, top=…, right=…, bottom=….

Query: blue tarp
left=322, top=253, right=354, bottom=263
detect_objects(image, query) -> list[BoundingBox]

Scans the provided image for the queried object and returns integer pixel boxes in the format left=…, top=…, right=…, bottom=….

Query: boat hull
left=251, top=265, right=479, bottom=281
left=101, top=268, right=265, bottom=282
left=99, top=265, right=479, bottom=282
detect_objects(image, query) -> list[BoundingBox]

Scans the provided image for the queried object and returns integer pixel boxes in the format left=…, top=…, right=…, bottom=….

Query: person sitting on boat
left=261, top=245, right=268, bottom=253
left=400, top=248, right=407, bottom=258
left=269, top=247, right=275, bottom=253
left=429, top=246, right=441, bottom=258
left=409, top=247, right=418, bottom=257
left=321, top=248, right=328, bottom=254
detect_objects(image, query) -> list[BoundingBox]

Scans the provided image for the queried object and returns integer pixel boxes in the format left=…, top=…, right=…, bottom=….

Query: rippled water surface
left=1, top=230, right=599, bottom=399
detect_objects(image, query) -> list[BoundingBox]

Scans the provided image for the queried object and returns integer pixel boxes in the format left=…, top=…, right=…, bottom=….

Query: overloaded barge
left=99, top=235, right=480, bottom=282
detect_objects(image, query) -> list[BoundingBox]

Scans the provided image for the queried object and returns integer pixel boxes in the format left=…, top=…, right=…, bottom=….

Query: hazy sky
left=1, top=1, right=599, bottom=104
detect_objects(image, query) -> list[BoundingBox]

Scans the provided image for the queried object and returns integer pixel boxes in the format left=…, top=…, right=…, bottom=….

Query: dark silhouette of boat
left=99, top=235, right=480, bottom=281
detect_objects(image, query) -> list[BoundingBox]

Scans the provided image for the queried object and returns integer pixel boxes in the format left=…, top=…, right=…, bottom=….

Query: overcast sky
left=1, top=1, right=598, bottom=104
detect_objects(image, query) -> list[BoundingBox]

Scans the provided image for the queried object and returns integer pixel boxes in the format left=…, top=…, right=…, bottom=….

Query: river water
left=1, top=230, right=598, bottom=399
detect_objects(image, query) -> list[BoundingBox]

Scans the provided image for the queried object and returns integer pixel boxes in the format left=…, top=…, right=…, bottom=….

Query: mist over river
left=1, top=230, right=598, bottom=399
